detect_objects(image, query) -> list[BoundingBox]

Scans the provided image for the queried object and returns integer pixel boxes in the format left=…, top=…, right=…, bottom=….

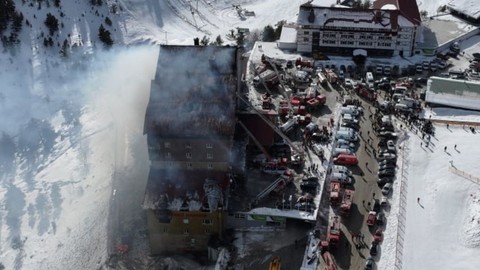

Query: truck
left=340, top=189, right=354, bottom=216
left=325, top=69, right=338, bottom=84
left=354, top=84, right=377, bottom=101
left=329, top=181, right=341, bottom=205
left=327, top=216, right=341, bottom=248
left=320, top=241, right=338, bottom=270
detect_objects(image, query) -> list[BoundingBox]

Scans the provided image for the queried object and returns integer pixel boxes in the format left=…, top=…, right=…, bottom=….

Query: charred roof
left=144, top=45, right=239, bottom=139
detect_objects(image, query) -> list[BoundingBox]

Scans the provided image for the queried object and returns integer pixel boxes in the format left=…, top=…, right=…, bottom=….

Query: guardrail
left=394, top=130, right=410, bottom=270
left=449, top=165, right=480, bottom=185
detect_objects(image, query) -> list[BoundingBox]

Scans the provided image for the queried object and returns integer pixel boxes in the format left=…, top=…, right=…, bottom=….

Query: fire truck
left=340, top=189, right=354, bottom=216
left=327, top=216, right=341, bottom=248
left=325, top=69, right=338, bottom=84
left=354, top=84, right=377, bottom=101
left=329, top=181, right=341, bottom=206
left=320, top=241, right=338, bottom=270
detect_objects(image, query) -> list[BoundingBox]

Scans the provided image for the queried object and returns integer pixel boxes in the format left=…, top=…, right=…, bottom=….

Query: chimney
left=308, top=9, right=315, bottom=23
left=193, top=37, right=200, bottom=46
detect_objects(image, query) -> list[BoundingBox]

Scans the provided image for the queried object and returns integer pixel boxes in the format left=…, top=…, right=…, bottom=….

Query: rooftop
left=448, top=0, right=480, bottom=20
left=373, top=0, right=421, bottom=25
left=144, top=45, right=239, bottom=138
left=426, top=76, right=480, bottom=110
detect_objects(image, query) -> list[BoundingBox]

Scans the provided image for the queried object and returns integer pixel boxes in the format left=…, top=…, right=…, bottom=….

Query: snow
left=448, top=0, right=480, bottom=20
left=1, top=0, right=480, bottom=269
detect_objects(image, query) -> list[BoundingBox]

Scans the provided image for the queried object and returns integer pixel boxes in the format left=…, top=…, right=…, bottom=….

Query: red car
left=366, top=211, right=376, bottom=226
left=333, top=154, right=358, bottom=166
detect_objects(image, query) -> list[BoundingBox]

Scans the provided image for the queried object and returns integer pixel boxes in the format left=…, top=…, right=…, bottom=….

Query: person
left=444, top=146, right=447, bottom=151
left=417, top=197, right=420, bottom=203
left=366, top=162, right=369, bottom=167
left=454, top=144, right=457, bottom=149
left=447, top=123, right=449, bottom=129
left=420, top=142, right=423, bottom=147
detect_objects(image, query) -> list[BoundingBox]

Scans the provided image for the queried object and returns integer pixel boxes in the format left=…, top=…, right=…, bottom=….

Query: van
left=330, top=172, right=352, bottom=185
left=341, top=107, right=360, bottom=116
left=332, top=165, right=352, bottom=176
left=280, top=118, right=297, bottom=133
left=338, top=127, right=356, bottom=134
left=366, top=72, right=374, bottom=88
left=394, top=103, right=411, bottom=112
left=336, top=130, right=358, bottom=142
left=333, top=154, right=358, bottom=166
left=343, top=114, right=359, bottom=124
left=333, top=148, right=354, bottom=157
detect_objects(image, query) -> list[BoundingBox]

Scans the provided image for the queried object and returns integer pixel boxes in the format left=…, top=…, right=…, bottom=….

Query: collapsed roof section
left=144, top=45, right=239, bottom=139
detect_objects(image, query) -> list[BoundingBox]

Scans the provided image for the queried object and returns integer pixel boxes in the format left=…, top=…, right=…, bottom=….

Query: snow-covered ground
left=1, top=0, right=480, bottom=269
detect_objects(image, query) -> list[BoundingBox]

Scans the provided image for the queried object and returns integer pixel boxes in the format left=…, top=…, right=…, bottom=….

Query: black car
left=372, top=199, right=381, bottom=212
left=341, top=122, right=359, bottom=129
left=379, top=164, right=396, bottom=171
left=377, top=177, right=394, bottom=187
left=300, top=180, right=318, bottom=190
left=378, top=170, right=395, bottom=178
left=379, top=159, right=396, bottom=166
left=376, top=212, right=385, bottom=226
left=370, top=241, right=379, bottom=256
left=378, top=131, right=398, bottom=140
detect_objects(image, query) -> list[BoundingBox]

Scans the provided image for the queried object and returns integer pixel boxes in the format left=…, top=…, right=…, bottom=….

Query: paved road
left=315, top=88, right=383, bottom=270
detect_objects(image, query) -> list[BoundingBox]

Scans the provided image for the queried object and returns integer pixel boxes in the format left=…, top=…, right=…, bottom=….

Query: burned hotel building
left=143, top=45, right=243, bottom=254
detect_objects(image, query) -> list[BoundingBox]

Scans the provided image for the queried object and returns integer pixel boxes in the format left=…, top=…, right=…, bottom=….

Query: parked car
left=380, top=196, right=388, bottom=207
left=378, top=131, right=398, bottom=140
left=379, top=159, right=396, bottom=166
left=387, top=140, right=396, bottom=152
left=337, top=141, right=356, bottom=150
left=333, top=154, right=358, bottom=166
left=382, top=183, right=392, bottom=195
left=344, top=78, right=354, bottom=88
left=365, top=257, right=374, bottom=270
left=378, top=152, right=397, bottom=161
left=376, top=212, right=385, bottom=226
left=378, top=169, right=395, bottom=178
left=372, top=198, right=381, bottom=212
left=366, top=211, right=376, bottom=226
left=370, top=241, right=379, bottom=256
left=377, top=177, right=394, bottom=187
left=341, top=121, right=359, bottom=130
left=379, top=163, right=396, bottom=171
left=374, top=229, right=383, bottom=242
left=300, top=180, right=318, bottom=190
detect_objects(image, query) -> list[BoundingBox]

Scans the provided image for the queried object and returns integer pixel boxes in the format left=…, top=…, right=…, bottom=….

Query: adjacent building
left=426, top=76, right=480, bottom=110
left=448, top=0, right=480, bottom=24
left=143, top=45, right=241, bottom=254
left=281, top=0, right=421, bottom=57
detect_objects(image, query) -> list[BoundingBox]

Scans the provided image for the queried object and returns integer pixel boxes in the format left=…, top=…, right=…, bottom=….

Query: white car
left=344, top=78, right=354, bottom=88
left=381, top=183, right=392, bottom=195
left=387, top=140, right=396, bottom=152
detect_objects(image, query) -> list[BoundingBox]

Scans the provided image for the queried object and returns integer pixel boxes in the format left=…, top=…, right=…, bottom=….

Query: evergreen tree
left=262, top=25, right=275, bottom=42
left=44, top=13, right=59, bottom=36
left=105, top=17, right=112, bottom=26
left=12, top=12, right=24, bottom=33
left=215, top=35, right=224, bottom=46
left=54, top=0, right=61, bottom=8
left=200, top=35, right=210, bottom=46
left=98, top=24, right=113, bottom=47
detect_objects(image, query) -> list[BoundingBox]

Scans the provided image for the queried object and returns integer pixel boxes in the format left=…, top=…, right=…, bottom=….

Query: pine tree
left=200, top=35, right=210, bottom=46
left=262, top=25, right=275, bottom=42
left=98, top=24, right=113, bottom=47
left=44, top=13, right=59, bottom=36
left=215, top=35, right=224, bottom=46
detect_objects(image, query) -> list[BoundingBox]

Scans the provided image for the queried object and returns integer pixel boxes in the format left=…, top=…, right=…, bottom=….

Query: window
left=234, top=213, right=245, bottom=219
left=164, top=142, right=171, bottom=148
left=207, top=153, right=213, bottom=159
left=184, top=228, right=190, bottom=234
left=206, top=143, right=213, bottom=149
left=304, top=31, right=310, bottom=35
left=185, top=142, right=191, bottom=149
left=163, top=227, right=168, bottom=233
left=202, top=219, right=213, bottom=225
left=208, top=164, right=213, bottom=170
left=186, top=152, right=192, bottom=159
left=187, top=163, right=193, bottom=169
left=166, top=152, right=171, bottom=159
left=205, top=229, right=211, bottom=233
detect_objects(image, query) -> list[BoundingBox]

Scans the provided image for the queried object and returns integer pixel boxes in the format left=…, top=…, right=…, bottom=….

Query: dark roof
left=373, top=0, right=421, bottom=25
left=143, top=167, right=230, bottom=211
left=144, top=45, right=239, bottom=138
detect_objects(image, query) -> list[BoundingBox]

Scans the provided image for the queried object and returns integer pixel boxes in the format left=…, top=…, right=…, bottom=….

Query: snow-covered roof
left=297, top=5, right=413, bottom=30
left=279, top=25, right=297, bottom=44
left=426, top=76, right=480, bottom=110
left=448, top=0, right=480, bottom=20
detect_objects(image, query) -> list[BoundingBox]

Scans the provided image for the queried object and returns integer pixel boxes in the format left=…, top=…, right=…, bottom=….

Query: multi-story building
left=293, top=0, right=421, bottom=57
left=143, top=45, right=240, bottom=255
